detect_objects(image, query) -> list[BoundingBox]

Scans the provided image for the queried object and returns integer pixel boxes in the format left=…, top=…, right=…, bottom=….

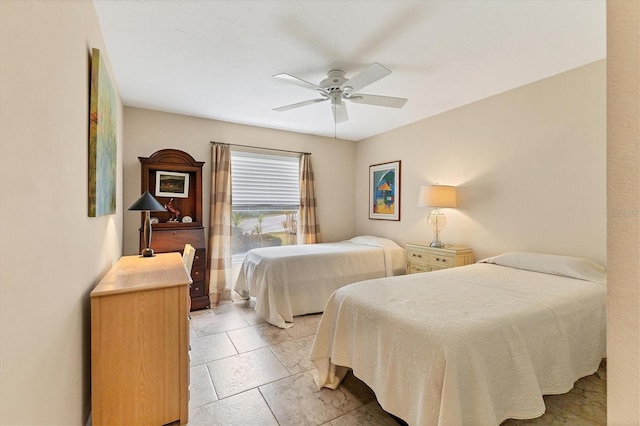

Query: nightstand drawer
left=409, top=263, right=430, bottom=274
left=429, top=254, right=454, bottom=268
left=408, top=250, right=429, bottom=264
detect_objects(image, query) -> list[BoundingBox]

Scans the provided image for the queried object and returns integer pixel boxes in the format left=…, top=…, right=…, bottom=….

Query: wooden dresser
left=138, top=149, right=210, bottom=310
left=406, top=243, right=475, bottom=273
left=90, top=253, right=191, bottom=425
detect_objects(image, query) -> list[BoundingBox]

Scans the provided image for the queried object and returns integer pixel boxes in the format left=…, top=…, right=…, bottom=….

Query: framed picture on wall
left=88, top=48, right=117, bottom=217
left=155, top=171, right=190, bottom=198
left=369, top=160, right=401, bottom=221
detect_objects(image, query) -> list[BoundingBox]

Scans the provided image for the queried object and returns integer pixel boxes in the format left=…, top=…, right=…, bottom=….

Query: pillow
left=478, top=251, right=606, bottom=285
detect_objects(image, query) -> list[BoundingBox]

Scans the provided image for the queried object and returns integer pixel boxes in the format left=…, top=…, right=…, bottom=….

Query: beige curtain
left=298, top=153, right=321, bottom=244
left=207, top=143, right=232, bottom=305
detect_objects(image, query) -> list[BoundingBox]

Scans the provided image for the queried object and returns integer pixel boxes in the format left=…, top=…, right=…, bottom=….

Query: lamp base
left=141, top=248, right=155, bottom=257
left=428, top=208, right=447, bottom=249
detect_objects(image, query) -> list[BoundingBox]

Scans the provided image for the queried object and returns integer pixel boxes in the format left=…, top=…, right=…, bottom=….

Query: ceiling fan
left=272, top=63, right=408, bottom=123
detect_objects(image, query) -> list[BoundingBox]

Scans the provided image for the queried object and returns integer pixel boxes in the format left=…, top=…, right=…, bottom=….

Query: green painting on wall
left=88, top=48, right=117, bottom=217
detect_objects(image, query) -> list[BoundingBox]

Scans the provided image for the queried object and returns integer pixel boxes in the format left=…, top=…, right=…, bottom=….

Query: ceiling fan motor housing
left=320, top=70, right=348, bottom=92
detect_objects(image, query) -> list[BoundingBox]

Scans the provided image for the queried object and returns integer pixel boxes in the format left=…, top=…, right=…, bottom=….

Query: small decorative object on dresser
left=138, top=149, right=209, bottom=310
left=406, top=243, right=474, bottom=274
left=165, top=197, right=182, bottom=221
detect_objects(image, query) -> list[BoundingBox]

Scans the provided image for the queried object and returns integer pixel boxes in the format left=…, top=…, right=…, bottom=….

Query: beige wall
left=0, top=1, right=123, bottom=424
left=122, top=107, right=356, bottom=258
left=607, top=0, right=640, bottom=423
left=355, top=61, right=606, bottom=266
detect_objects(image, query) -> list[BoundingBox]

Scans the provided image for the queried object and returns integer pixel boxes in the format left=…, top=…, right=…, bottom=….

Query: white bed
left=233, top=236, right=406, bottom=328
left=310, top=252, right=607, bottom=425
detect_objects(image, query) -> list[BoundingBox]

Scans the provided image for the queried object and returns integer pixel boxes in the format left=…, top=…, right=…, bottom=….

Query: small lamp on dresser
left=417, top=184, right=457, bottom=248
left=128, top=191, right=167, bottom=257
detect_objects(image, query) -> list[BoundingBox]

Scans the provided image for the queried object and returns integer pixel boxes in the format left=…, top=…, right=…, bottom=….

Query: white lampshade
left=417, top=185, right=457, bottom=208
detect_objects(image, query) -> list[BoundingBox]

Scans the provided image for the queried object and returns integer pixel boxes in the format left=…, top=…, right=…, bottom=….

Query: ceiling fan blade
left=348, top=93, right=408, bottom=108
left=332, top=103, right=348, bottom=123
left=273, top=73, right=325, bottom=93
left=273, top=97, right=328, bottom=112
left=340, top=63, right=391, bottom=93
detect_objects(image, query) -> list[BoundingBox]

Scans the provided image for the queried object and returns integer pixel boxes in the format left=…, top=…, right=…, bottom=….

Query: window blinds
left=231, top=150, right=300, bottom=209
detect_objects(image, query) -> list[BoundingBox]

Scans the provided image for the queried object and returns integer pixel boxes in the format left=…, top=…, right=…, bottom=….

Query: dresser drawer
left=193, top=250, right=205, bottom=267
left=149, top=227, right=205, bottom=253
left=190, top=265, right=205, bottom=282
left=190, top=281, right=205, bottom=297
left=190, top=249, right=206, bottom=282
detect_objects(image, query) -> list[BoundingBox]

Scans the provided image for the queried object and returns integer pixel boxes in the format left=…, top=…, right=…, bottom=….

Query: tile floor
left=187, top=299, right=606, bottom=425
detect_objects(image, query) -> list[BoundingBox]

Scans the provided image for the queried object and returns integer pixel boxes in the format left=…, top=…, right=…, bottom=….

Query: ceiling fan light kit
left=273, top=63, right=408, bottom=123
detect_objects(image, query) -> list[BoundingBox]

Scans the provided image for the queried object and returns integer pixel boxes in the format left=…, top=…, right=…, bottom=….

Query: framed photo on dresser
left=155, top=171, right=190, bottom=198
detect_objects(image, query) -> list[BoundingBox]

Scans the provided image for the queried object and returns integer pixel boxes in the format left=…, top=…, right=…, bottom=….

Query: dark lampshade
left=128, top=191, right=166, bottom=212
left=128, top=191, right=167, bottom=257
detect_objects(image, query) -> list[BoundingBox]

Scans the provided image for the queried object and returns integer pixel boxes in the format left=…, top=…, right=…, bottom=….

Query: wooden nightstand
left=406, top=243, right=475, bottom=273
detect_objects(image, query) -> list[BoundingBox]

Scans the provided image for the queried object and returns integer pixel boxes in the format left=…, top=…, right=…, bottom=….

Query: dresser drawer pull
left=412, top=253, right=422, bottom=258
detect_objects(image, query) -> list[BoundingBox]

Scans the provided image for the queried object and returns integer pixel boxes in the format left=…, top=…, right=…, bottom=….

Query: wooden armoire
left=138, top=149, right=209, bottom=310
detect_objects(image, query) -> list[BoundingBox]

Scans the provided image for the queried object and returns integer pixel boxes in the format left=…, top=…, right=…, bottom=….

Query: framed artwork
left=88, top=48, right=117, bottom=217
left=156, top=171, right=190, bottom=198
left=369, top=160, right=401, bottom=221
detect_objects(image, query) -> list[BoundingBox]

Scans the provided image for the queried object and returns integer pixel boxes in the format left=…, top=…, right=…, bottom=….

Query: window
left=231, top=150, right=300, bottom=262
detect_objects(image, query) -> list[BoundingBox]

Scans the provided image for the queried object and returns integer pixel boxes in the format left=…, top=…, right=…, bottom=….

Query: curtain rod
left=210, top=141, right=311, bottom=156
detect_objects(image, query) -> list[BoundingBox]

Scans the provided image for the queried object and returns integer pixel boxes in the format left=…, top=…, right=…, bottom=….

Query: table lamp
left=417, top=185, right=457, bottom=248
left=128, top=191, right=167, bottom=257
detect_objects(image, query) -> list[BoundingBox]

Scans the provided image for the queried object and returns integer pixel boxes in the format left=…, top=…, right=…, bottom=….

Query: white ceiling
left=93, top=0, right=605, bottom=141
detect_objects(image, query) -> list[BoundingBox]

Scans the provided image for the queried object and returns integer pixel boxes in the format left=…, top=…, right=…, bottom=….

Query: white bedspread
left=233, top=236, right=406, bottom=328
left=310, top=259, right=606, bottom=425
